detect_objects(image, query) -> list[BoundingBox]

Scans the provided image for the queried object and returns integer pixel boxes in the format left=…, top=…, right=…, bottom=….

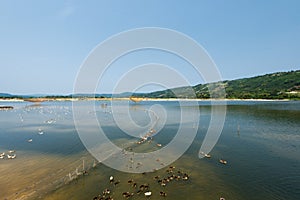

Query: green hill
left=139, top=70, right=300, bottom=100
left=1, top=70, right=299, bottom=100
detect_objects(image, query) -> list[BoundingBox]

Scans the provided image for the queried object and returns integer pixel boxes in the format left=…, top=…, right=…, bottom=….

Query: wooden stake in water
left=82, top=159, right=85, bottom=171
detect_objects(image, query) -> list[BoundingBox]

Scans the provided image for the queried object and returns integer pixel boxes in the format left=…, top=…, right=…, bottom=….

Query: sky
left=0, top=0, right=300, bottom=94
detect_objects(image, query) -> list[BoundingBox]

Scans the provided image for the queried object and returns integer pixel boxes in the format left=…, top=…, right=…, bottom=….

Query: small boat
left=0, top=152, right=5, bottom=157
left=220, top=198, right=226, bottom=200
left=219, top=159, right=227, bottom=165
left=0, top=155, right=4, bottom=159
left=8, top=150, right=15, bottom=153
left=157, top=143, right=162, bottom=147
left=28, top=139, right=33, bottom=143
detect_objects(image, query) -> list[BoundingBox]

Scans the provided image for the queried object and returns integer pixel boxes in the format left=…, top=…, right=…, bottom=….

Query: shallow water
left=0, top=100, right=299, bottom=200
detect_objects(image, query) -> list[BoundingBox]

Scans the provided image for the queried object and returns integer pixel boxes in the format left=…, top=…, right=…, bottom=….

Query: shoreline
left=0, top=97, right=294, bottom=102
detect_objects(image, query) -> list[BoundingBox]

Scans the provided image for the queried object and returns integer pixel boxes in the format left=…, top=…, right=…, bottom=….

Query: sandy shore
left=0, top=97, right=292, bottom=102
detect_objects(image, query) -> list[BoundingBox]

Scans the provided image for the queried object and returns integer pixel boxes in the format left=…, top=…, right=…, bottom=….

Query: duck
left=122, top=192, right=133, bottom=198
left=114, top=180, right=120, bottom=186
left=102, top=188, right=110, bottom=195
left=139, top=184, right=147, bottom=190
left=144, top=191, right=152, bottom=197
left=38, top=128, right=44, bottom=135
left=109, top=176, right=114, bottom=183
left=204, top=154, right=211, bottom=158
left=219, top=159, right=227, bottom=165
left=7, top=154, right=16, bottom=159
left=182, top=173, right=189, bottom=180
left=160, top=191, right=167, bottom=197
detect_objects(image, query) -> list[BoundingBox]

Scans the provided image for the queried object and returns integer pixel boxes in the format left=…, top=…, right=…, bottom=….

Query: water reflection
left=0, top=101, right=299, bottom=199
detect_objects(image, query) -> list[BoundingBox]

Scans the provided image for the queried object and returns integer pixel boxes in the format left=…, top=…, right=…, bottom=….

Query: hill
left=1, top=70, right=299, bottom=100
left=138, top=70, right=300, bottom=99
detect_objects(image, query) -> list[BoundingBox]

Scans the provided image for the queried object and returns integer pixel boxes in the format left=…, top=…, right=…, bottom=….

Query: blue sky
left=0, top=0, right=299, bottom=94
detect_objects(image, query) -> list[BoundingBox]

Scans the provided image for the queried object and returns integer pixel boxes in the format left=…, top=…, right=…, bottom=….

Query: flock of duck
left=93, top=165, right=191, bottom=200
left=0, top=127, right=45, bottom=160
left=200, top=151, right=228, bottom=165
left=0, top=150, right=16, bottom=159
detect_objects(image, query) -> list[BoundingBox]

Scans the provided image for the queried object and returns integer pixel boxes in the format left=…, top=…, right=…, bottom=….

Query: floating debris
left=0, top=106, right=13, bottom=110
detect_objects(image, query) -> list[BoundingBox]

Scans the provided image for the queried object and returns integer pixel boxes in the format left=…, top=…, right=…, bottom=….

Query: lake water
left=0, top=100, right=299, bottom=200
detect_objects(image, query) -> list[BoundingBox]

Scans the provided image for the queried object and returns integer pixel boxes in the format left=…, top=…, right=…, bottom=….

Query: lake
left=0, top=100, right=299, bottom=200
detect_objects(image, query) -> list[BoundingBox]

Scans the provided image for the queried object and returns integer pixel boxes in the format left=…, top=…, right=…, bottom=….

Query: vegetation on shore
left=1, top=70, right=299, bottom=100
left=137, top=70, right=300, bottom=100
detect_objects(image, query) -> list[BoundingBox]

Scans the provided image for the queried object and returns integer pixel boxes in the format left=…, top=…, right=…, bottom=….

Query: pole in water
left=83, top=159, right=84, bottom=171
left=237, top=124, right=240, bottom=136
